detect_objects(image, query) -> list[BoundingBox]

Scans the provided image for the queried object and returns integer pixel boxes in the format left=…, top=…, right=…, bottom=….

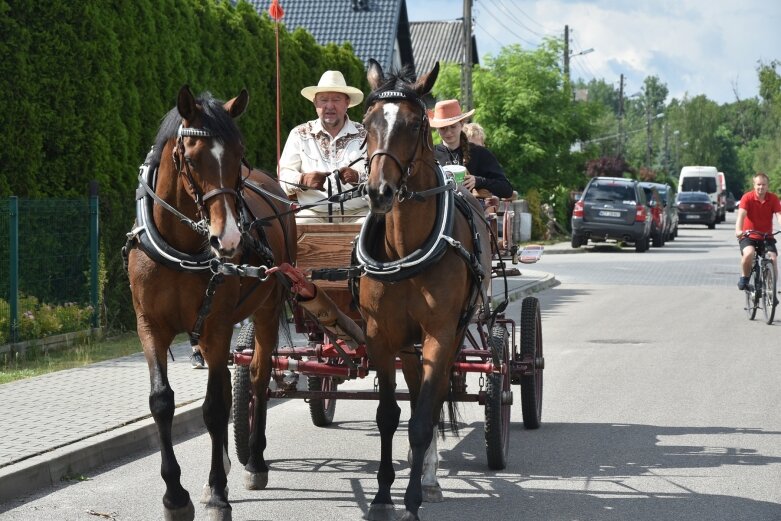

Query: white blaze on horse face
left=378, top=104, right=401, bottom=183
left=209, top=140, right=241, bottom=252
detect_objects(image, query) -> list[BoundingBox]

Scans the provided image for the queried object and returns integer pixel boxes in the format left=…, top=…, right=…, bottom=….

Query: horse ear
left=415, top=62, right=439, bottom=97
left=367, top=59, right=384, bottom=91
left=225, top=89, right=249, bottom=119
left=177, top=85, right=197, bottom=121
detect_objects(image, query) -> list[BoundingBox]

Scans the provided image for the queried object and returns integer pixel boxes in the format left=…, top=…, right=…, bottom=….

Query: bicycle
left=740, top=230, right=780, bottom=324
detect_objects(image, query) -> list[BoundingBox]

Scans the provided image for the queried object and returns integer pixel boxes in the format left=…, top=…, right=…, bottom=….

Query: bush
left=0, top=296, right=93, bottom=343
left=525, top=188, right=547, bottom=240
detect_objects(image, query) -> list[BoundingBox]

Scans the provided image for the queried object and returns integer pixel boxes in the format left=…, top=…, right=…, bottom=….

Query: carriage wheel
left=307, top=373, right=338, bottom=427
left=485, top=325, right=511, bottom=470
left=762, top=260, right=777, bottom=324
left=232, top=364, right=255, bottom=466
left=520, top=296, right=543, bottom=429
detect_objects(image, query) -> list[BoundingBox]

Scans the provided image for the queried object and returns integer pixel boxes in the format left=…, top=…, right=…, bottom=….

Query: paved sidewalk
left=0, top=248, right=566, bottom=505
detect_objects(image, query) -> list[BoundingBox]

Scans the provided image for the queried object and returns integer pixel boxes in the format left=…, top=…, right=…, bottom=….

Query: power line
left=476, top=5, right=538, bottom=47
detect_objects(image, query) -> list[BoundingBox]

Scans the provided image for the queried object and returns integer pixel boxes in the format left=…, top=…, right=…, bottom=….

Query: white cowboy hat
left=429, top=99, right=475, bottom=128
left=301, top=71, right=364, bottom=108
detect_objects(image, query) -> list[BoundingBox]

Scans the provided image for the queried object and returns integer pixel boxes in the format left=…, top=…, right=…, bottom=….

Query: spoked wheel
left=520, top=296, right=543, bottom=429
left=485, top=325, right=511, bottom=470
left=762, top=260, right=777, bottom=324
left=232, top=364, right=255, bottom=466
left=308, top=371, right=338, bottom=426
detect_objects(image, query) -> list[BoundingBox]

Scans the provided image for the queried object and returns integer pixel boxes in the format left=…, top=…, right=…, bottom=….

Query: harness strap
left=189, top=270, right=225, bottom=348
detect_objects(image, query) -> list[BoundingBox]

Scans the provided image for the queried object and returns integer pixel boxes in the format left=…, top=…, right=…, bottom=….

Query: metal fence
left=0, top=196, right=99, bottom=344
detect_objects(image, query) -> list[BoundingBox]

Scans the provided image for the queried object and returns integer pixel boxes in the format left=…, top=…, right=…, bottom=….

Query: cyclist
left=735, top=172, right=781, bottom=291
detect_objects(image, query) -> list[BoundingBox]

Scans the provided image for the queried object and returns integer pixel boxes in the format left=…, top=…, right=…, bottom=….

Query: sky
left=406, top=0, right=781, bottom=105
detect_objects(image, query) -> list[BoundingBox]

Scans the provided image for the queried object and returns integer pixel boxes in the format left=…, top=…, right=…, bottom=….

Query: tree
left=432, top=39, right=603, bottom=195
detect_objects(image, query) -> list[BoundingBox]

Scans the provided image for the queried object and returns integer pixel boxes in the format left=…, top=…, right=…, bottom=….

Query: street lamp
left=565, top=48, right=594, bottom=80
left=646, top=111, right=664, bottom=168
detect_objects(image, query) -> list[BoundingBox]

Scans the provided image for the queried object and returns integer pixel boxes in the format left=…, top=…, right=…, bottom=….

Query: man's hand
left=338, top=167, right=360, bottom=185
left=462, top=173, right=477, bottom=190
left=300, top=172, right=328, bottom=190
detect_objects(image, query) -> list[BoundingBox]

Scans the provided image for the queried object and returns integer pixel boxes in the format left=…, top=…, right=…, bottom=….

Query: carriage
left=230, top=219, right=545, bottom=471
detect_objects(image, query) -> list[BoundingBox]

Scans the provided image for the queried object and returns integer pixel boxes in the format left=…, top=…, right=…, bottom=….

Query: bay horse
left=357, top=61, right=492, bottom=520
left=125, top=85, right=296, bottom=521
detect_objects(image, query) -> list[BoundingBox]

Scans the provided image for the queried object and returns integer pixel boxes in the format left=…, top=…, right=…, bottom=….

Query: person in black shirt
left=430, top=100, right=513, bottom=199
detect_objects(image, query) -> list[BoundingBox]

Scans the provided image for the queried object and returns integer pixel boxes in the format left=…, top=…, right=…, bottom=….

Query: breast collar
left=354, top=164, right=457, bottom=282
left=129, top=157, right=216, bottom=271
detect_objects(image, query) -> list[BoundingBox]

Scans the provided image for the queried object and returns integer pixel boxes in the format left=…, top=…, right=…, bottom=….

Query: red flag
left=269, top=0, right=284, bottom=20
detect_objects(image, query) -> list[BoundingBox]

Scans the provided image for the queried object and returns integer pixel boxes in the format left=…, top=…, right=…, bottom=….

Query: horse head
left=162, top=85, right=249, bottom=259
left=363, top=60, right=439, bottom=214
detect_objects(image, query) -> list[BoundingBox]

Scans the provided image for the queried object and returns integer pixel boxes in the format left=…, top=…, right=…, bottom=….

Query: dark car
left=676, top=191, right=717, bottom=229
left=639, top=183, right=668, bottom=247
left=726, top=191, right=736, bottom=212
left=640, top=181, right=678, bottom=241
left=571, top=176, right=652, bottom=252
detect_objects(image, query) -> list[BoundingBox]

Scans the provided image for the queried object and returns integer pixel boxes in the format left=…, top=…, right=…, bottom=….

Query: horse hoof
left=206, top=505, right=232, bottom=521
left=365, top=503, right=395, bottom=521
left=200, top=484, right=229, bottom=503
left=422, top=484, right=444, bottom=503
left=163, top=500, right=195, bottom=521
left=243, top=469, right=268, bottom=490
left=399, top=512, right=420, bottom=521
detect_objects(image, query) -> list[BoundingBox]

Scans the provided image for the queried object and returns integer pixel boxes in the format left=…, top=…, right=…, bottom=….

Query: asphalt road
left=3, top=213, right=781, bottom=521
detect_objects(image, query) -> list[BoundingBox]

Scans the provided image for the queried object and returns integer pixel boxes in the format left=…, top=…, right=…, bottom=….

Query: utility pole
left=461, top=0, right=473, bottom=110
left=617, top=74, right=624, bottom=157
left=563, top=25, right=570, bottom=80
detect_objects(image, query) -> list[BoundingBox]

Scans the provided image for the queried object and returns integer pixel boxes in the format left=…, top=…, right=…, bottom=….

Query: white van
left=678, top=166, right=724, bottom=222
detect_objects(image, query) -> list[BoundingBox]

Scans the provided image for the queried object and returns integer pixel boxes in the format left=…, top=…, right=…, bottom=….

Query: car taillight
left=635, top=204, right=647, bottom=222
left=572, top=200, right=584, bottom=218
left=704, top=203, right=713, bottom=211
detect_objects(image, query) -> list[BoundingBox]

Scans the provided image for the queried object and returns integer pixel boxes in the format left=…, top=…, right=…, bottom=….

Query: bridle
left=364, top=89, right=433, bottom=194
left=173, top=124, right=244, bottom=232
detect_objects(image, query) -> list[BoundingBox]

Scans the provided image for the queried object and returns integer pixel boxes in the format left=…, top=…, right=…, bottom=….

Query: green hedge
left=0, top=0, right=367, bottom=330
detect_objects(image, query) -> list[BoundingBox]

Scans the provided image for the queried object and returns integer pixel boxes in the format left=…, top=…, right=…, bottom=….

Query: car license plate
left=599, top=210, right=621, bottom=217
left=688, top=214, right=700, bottom=219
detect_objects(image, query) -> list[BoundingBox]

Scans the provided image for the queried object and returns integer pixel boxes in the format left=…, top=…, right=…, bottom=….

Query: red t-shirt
left=739, top=191, right=781, bottom=235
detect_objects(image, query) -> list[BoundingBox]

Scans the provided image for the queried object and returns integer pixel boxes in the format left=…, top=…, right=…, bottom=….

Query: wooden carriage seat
left=296, top=223, right=363, bottom=323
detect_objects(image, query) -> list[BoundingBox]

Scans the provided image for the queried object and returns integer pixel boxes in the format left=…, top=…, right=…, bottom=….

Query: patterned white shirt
left=279, top=117, right=367, bottom=211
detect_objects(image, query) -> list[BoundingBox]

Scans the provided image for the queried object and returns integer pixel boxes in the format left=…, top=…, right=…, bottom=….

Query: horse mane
left=369, top=65, right=419, bottom=98
left=150, top=91, right=244, bottom=166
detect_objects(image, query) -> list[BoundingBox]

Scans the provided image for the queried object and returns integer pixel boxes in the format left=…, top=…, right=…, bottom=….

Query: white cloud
left=406, top=0, right=781, bottom=104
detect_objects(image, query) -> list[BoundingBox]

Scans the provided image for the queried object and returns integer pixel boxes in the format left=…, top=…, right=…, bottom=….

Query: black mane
left=150, top=92, right=243, bottom=166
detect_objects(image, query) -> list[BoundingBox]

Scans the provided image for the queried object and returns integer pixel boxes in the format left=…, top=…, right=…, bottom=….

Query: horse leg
left=147, top=347, right=195, bottom=521
left=367, top=355, right=400, bottom=521
left=401, top=340, right=454, bottom=521
left=198, top=341, right=233, bottom=521
left=243, top=310, right=278, bottom=490
left=401, top=352, right=443, bottom=503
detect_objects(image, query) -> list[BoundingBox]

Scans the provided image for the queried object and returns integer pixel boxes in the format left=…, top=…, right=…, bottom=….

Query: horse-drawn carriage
left=126, top=60, right=545, bottom=521
left=231, top=221, right=544, bottom=470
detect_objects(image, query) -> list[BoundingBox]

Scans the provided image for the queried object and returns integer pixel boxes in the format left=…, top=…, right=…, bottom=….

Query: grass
left=0, top=332, right=147, bottom=385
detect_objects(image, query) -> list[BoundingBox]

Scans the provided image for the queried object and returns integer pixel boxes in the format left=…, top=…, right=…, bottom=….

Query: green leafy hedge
left=0, top=0, right=367, bottom=330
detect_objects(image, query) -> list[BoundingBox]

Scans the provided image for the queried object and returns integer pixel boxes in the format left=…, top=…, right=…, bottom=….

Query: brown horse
left=126, top=85, right=296, bottom=521
left=358, top=61, right=492, bottom=520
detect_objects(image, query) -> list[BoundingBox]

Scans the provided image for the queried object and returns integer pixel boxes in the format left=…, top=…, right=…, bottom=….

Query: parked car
left=571, top=176, right=652, bottom=252
left=676, top=191, right=717, bottom=229
left=726, top=191, right=736, bottom=212
left=640, top=181, right=678, bottom=241
left=639, top=183, right=669, bottom=247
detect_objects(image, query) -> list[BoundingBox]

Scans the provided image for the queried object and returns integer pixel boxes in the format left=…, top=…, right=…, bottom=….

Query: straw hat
left=429, top=99, right=475, bottom=128
left=300, top=71, right=364, bottom=108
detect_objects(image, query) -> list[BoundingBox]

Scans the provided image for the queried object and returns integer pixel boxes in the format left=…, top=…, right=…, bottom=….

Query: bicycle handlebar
left=739, top=230, right=781, bottom=240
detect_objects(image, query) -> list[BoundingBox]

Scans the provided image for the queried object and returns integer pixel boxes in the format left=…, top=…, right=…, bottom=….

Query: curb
left=0, top=402, right=205, bottom=504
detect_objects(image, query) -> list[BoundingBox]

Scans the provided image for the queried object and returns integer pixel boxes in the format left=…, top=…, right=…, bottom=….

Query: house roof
left=409, top=20, right=479, bottom=78
left=244, top=0, right=414, bottom=74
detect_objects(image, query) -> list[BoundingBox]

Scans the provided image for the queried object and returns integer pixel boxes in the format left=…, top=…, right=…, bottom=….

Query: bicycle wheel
left=745, top=265, right=759, bottom=320
left=762, top=259, right=777, bottom=324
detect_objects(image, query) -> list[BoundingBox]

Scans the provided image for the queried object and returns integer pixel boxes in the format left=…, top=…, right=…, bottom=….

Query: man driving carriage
left=278, top=70, right=369, bottom=222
